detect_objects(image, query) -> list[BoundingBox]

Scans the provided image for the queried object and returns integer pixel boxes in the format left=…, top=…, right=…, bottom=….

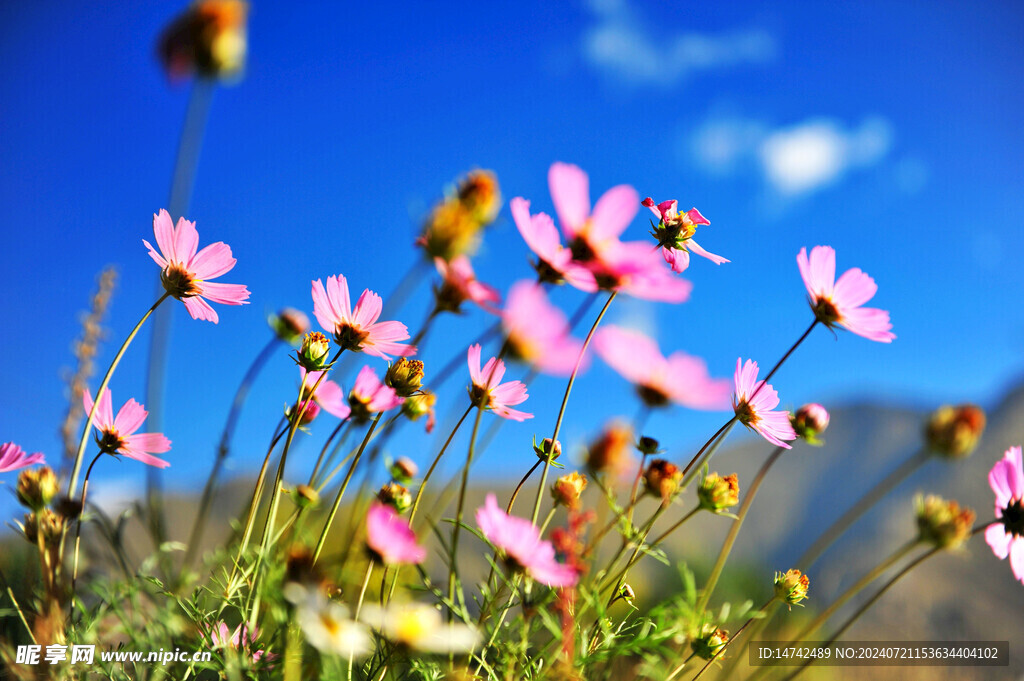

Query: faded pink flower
left=467, top=344, right=532, bottom=421
left=986, top=446, right=1024, bottom=583
left=732, top=359, right=797, bottom=449
left=312, top=274, right=415, bottom=359
left=595, top=326, right=730, bottom=410
left=642, top=197, right=728, bottom=273
left=591, top=242, right=693, bottom=302
left=0, top=443, right=45, bottom=473
left=143, top=209, right=250, bottom=323
left=500, top=281, right=585, bottom=377
left=299, top=368, right=351, bottom=420
left=348, top=365, right=404, bottom=421
left=365, top=502, right=426, bottom=565
left=476, top=494, right=577, bottom=587
left=434, top=256, right=501, bottom=313
left=83, top=389, right=171, bottom=468
left=510, top=197, right=596, bottom=291
left=210, top=622, right=274, bottom=664
left=797, top=246, right=895, bottom=343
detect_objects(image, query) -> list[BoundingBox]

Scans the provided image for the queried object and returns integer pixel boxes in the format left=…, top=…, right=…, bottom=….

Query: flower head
left=434, top=256, right=501, bottom=314
left=467, top=345, right=532, bottom=421
left=359, top=602, right=480, bottom=653
left=17, top=467, right=58, bottom=511
left=417, top=170, right=500, bottom=261
left=349, top=366, right=404, bottom=422
left=295, top=595, right=372, bottom=658
left=585, top=421, right=635, bottom=480
left=552, top=472, right=588, bottom=510
left=476, top=494, right=577, bottom=587
left=143, top=210, right=250, bottom=323
left=299, top=368, right=351, bottom=420
left=385, top=357, right=425, bottom=398
left=791, top=403, right=830, bottom=445
left=0, top=442, right=45, bottom=474
left=376, top=482, right=412, bottom=514
left=83, top=389, right=171, bottom=468
left=698, top=472, right=739, bottom=512
left=691, top=624, right=729, bottom=660
left=643, top=459, right=683, bottom=501
left=916, top=494, right=974, bottom=549
left=365, top=502, right=425, bottom=565
left=595, top=326, right=730, bottom=410
left=642, top=197, right=728, bottom=273
left=774, top=569, right=810, bottom=608
left=797, top=246, right=894, bottom=342
left=456, top=169, right=502, bottom=225
left=501, top=282, right=586, bottom=377
left=986, top=446, right=1024, bottom=583
left=510, top=197, right=596, bottom=291
left=268, top=307, right=310, bottom=346
left=732, top=359, right=797, bottom=449
left=312, top=275, right=414, bottom=359
left=210, top=622, right=274, bottom=665
left=402, top=390, right=437, bottom=433
left=157, top=0, right=248, bottom=81
left=925, top=404, right=986, bottom=459
left=297, top=332, right=332, bottom=371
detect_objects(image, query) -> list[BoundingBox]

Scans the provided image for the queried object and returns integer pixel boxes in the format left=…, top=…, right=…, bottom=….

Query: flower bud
left=269, top=307, right=310, bottom=345
left=790, top=403, right=830, bottom=445
left=637, top=436, right=661, bottom=456
left=924, top=404, right=986, bottom=459
left=385, top=358, right=425, bottom=397
left=915, top=494, right=974, bottom=549
left=535, top=438, right=562, bottom=462
left=288, top=399, right=320, bottom=426
left=643, top=459, right=683, bottom=501
left=552, top=472, right=588, bottom=510
left=774, top=569, right=810, bottom=608
left=390, top=457, right=419, bottom=483
left=691, top=624, right=729, bottom=660
left=617, top=583, right=636, bottom=603
left=698, top=472, right=739, bottom=512
left=295, top=484, right=320, bottom=509
left=23, top=510, right=64, bottom=546
left=17, top=467, right=59, bottom=511
left=157, top=0, right=249, bottom=81
left=418, top=199, right=481, bottom=262
left=402, top=390, right=437, bottom=433
left=377, top=482, right=413, bottom=514
left=457, top=170, right=501, bottom=225
left=586, top=421, right=634, bottom=479
left=298, top=332, right=331, bottom=371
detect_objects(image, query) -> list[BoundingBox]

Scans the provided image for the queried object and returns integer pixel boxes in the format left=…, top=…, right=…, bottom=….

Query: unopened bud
left=390, top=457, right=418, bottom=483
left=269, top=307, right=310, bottom=345
left=791, top=403, right=830, bottom=445
left=298, top=332, right=331, bottom=371
left=915, top=494, right=974, bottom=549
left=288, top=399, right=320, bottom=426
left=295, top=484, right=319, bottom=509
left=774, top=569, right=810, bottom=608
left=17, top=467, right=59, bottom=511
left=925, top=404, right=986, bottom=459
left=23, top=509, right=64, bottom=546
left=552, top=472, right=588, bottom=510
left=637, top=436, right=660, bottom=456
left=586, top=421, right=634, bottom=478
left=377, top=482, right=413, bottom=514
left=643, top=459, right=683, bottom=501
left=535, top=438, right=562, bottom=462
left=402, top=391, right=437, bottom=434
left=698, top=472, right=739, bottom=512
left=691, top=624, right=729, bottom=660
left=385, top=358, right=424, bottom=397
left=419, top=199, right=481, bottom=262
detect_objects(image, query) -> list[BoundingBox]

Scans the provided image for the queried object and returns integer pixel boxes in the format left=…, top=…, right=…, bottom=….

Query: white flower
left=296, top=595, right=372, bottom=658
left=359, top=602, right=480, bottom=653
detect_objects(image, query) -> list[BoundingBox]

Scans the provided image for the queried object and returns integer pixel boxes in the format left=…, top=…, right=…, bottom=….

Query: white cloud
left=689, top=116, right=895, bottom=196
left=583, top=0, right=776, bottom=87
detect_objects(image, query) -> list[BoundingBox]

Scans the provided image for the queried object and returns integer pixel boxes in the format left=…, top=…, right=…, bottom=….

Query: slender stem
left=185, top=335, right=281, bottom=567
left=408, top=405, right=474, bottom=526
left=350, top=561, right=375, bottom=677
left=67, top=292, right=170, bottom=498
left=797, top=447, right=931, bottom=570
left=506, top=461, right=542, bottom=514
left=750, top=319, right=818, bottom=404
left=448, top=406, right=485, bottom=610
left=309, top=419, right=353, bottom=487
left=687, top=598, right=776, bottom=681
left=608, top=505, right=701, bottom=594
left=71, top=452, right=104, bottom=613
left=696, top=446, right=786, bottom=615
left=236, top=417, right=289, bottom=558
left=680, top=417, right=737, bottom=482
left=531, top=291, right=618, bottom=525
left=313, top=413, right=384, bottom=564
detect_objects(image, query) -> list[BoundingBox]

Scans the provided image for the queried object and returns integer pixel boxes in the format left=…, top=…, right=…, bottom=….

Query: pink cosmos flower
left=986, top=446, right=1024, bottom=583
left=797, top=246, right=895, bottom=343
left=83, top=389, right=171, bottom=468
left=595, top=326, right=730, bottom=410
left=348, top=365, right=404, bottom=421
left=312, top=274, right=415, bottom=359
left=467, top=344, right=532, bottom=421
left=476, top=494, right=577, bottom=587
left=589, top=241, right=693, bottom=303
left=732, top=359, right=797, bottom=449
left=642, top=197, right=728, bottom=273
left=143, top=209, right=250, bottom=323
left=510, top=197, right=596, bottom=291
left=365, top=502, right=426, bottom=565
left=500, top=281, right=586, bottom=377
left=0, top=443, right=45, bottom=473
left=210, top=622, right=274, bottom=664
left=434, top=256, right=502, bottom=313
left=299, top=368, right=351, bottom=419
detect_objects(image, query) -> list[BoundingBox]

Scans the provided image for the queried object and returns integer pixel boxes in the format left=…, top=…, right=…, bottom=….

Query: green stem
left=70, top=452, right=104, bottom=615
left=408, top=405, right=474, bottom=526
left=448, top=406, right=485, bottom=611
left=696, top=446, right=786, bottom=615
left=309, top=418, right=353, bottom=487
left=350, top=561, right=375, bottom=678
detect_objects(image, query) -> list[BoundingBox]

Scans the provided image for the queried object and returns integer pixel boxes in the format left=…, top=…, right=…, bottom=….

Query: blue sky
left=1, top=0, right=1022, bottom=512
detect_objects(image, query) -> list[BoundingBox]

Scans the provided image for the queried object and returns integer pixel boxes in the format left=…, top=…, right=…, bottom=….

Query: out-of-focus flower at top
left=418, top=170, right=500, bottom=261
left=797, top=246, right=895, bottom=342
left=456, top=169, right=502, bottom=225
left=143, top=209, right=250, bottom=323
left=595, top=325, right=730, bottom=410
left=268, top=308, right=310, bottom=346
left=642, top=197, right=728, bottom=274
left=312, top=274, right=414, bottom=359
left=500, top=281, right=586, bottom=377
left=732, top=359, right=797, bottom=449
left=510, top=197, right=596, bottom=291
left=157, top=0, right=248, bottom=82
left=434, top=256, right=501, bottom=314
left=365, top=502, right=426, bottom=565
left=476, top=494, right=578, bottom=587
left=986, top=446, right=1024, bottom=584
left=467, top=345, right=532, bottom=421
left=0, top=443, right=45, bottom=474
left=83, top=389, right=171, bottom=468
left=925, top=404, right=986, bottom=459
